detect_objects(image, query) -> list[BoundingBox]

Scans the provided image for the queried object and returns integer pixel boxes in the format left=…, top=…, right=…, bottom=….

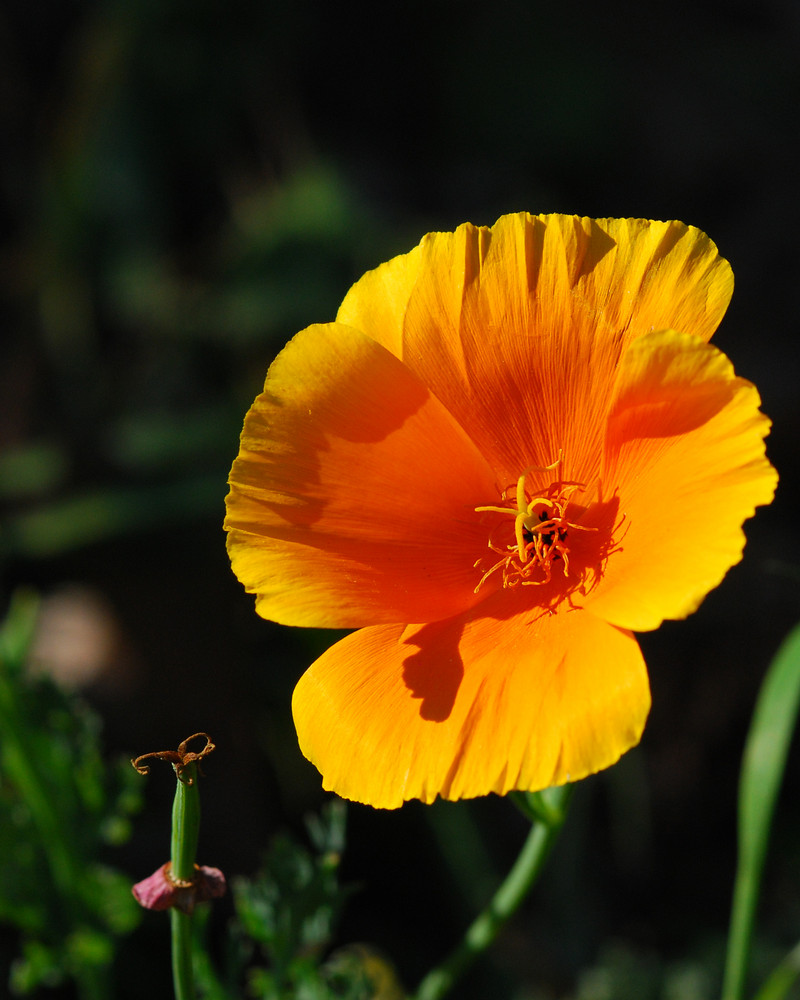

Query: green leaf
left=723, top=622, right=800, bottom=1000
left=753, top=940, right=800, bottom=1000
left=0, top=590, right=40, bottom=674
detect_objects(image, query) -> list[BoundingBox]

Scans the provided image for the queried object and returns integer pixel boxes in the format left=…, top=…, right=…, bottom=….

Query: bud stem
left=170, top=762, right=199, bottom=1000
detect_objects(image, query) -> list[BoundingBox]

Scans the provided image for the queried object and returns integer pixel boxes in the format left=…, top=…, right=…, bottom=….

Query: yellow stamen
left=473, top=454, right=597, bottom=593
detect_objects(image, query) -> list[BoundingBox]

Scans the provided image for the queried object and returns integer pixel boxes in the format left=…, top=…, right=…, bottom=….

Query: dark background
left=2, top=0, right=799, bottom=996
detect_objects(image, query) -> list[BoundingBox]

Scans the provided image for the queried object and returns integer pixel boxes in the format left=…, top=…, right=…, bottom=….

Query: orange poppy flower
left=225, top=213, right=777, bottom=809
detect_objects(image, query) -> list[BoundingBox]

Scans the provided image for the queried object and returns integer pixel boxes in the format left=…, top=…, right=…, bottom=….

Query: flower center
left=473, top=456, right=598, bottom=593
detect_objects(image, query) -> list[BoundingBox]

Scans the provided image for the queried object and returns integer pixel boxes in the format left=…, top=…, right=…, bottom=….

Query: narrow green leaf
left=752, top=940, right=800, bottom=1000
left=0, top=589, right=40, bottom=672
left=723, top=623, right=800, bottom=1000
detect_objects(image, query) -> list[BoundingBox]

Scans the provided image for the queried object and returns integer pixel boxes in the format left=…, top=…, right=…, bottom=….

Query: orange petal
left=583, top=329, right=777, bottom=631
left=225, top=322, right=498, bottom=628
left=292, top=592, right=651, bottom=808
left=338, top=214, right=732, bottom=484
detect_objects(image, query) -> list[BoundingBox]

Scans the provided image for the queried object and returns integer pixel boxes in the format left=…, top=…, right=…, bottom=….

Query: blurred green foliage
left=1, top=155, right=377, bottom=560
left=0, top=590, right=401, bottom=999
left=2, top=0, right=389, bottom=563
left=0, top=591, right=142, bottom=997
left=191, top=800, right=404, bottom=1000
left=234, top=805, right=354, bottom=988
left=568, top=942, right=718, bottom=1000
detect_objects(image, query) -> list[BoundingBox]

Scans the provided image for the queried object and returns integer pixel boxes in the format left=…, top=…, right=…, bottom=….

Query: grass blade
left=722, top=623, right=800, bottom=1000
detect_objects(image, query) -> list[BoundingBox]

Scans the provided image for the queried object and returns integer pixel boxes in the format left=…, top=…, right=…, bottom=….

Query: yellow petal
left=225, top=322, right=498, bottom=628
left=583, top=329, right=777, bottom=631
left=336, top=243, right=422, bottom=357
left=337, top=213, right=732, bottom=484
left=292, top=591, right=651, bottom=808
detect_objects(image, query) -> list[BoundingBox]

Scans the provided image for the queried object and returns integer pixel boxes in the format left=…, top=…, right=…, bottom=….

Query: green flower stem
left=413, top=785, right=573, bottom=1000
left=170, top=762, right=199, bottom=1000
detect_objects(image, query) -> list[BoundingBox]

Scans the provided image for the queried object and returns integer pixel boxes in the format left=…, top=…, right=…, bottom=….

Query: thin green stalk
left=724, top=867, right=759, bottom=1000
left=413, top=785, right=572, bottom=1000
left=751, top=939, right=800, bottom=1000
left=722, top=625, right=800, bottom=1000
left=170, top=762, right=199, bottom=1000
